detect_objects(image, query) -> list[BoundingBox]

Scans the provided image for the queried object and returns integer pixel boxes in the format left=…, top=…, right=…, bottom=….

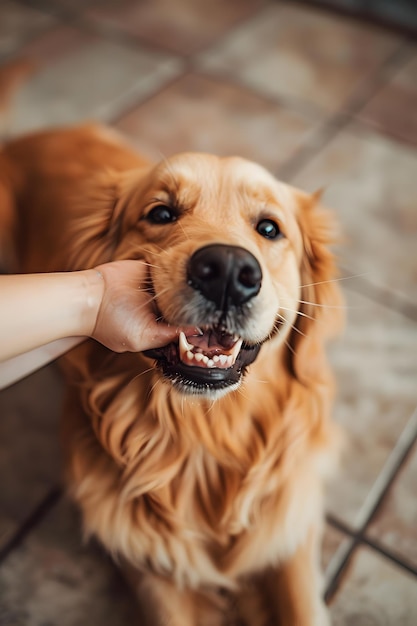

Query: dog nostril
left=194, top=259, right=221, bottom=282
left=239, top=265, right=260, bottom=289
left=187, top=244, right=262, bottom=309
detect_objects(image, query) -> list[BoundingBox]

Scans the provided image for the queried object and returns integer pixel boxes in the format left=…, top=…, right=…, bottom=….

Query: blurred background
left=0, top=0, right=416, bottom=624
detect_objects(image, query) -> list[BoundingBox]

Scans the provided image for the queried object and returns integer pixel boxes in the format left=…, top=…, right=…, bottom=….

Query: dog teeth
left=179, top=331, right=194, bottom=353
left=178, top=331, right=242, bottom=370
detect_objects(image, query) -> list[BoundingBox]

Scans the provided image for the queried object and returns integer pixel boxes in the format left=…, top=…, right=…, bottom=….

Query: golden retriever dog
left=0, top=123, right=343, bottom=626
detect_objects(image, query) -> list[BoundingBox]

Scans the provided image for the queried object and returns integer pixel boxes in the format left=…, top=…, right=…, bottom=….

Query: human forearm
left=0, top=269, right=103, bottom=362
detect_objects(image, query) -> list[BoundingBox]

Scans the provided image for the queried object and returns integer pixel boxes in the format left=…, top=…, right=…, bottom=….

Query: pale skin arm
left=0, top=260, right=194, bottom=389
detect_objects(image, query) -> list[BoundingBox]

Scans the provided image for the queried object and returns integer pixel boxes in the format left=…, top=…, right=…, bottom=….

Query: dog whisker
left=283, top=338, right=297, bottom=357
left=147, top=376, right=163, bottom=401
left=300, top=271, right=370, bottom=289
left=126, top=366, right=156, bottom=390
left=296, top=300, right=348, bottom=309
left=279, top=305, right=317, bottom=324
left=174, top=219, right=190, bottom=242
left=144, top=244, right=169, bottom=256
left=141, top=261, right=163, bottom=270
left=291, top=324, right=307, bottom=337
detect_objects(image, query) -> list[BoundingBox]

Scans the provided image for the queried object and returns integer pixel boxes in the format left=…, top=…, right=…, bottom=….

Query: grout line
left=290, top=0, right=417, bottom=38
left=342, top=272, right=417, bottom=323
left=353, top=408, right=417, bottom=531
left=108, top=70, right=189, bottom=126
left=12, top=0, right=77, bottom=22
left=323, top=530, right=356, bottom=596
left=327, top=514, right=417, bottom=577
left=16, top=0, right=267, bottom=62
left=0, top=18, right=60, bottom=65
left=278, top=39, right=413, bottom=182
left=324, top=534, right=359, bottom=602
left=324, top=409, right=417, bottom=597
left=188, top=66, right=325, bottom=122
left=0, top=485, right=62, bottom=565
left=361, top=535, right=417, bottom=577
left=324, top=514, right=417, bottom=602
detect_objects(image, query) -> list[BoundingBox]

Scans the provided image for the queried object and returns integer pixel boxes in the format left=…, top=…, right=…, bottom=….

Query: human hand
left=88, top=260, right=195, bottom=353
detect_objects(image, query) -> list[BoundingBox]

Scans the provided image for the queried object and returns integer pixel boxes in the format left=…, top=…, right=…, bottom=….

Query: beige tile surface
left=116, top=72, right=319, bottom=169
left=358, top=49, right=417, bottom=146
left=0, top=366, right=63, bottom=551
left=86, top=0, right=264, bottom=55
left=330, top=545, right=417, bottom=625
left=7, top=25, right=182, bottom=135
left=197, top=2, right=401, bottom=115
left=292, top=123, right=417, bottom=307
left=326, top=289, right=417, bottom=527
left=367, top=438, right=417, bottom=569
left=0, top=0, right=55, bottom=58
left=0, top=498, right=136, bottom=626
left=322, top=524, right=353, bottom=590
left=0, top=499, right=350, bottom=626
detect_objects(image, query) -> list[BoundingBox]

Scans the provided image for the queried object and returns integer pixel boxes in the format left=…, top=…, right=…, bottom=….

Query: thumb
left=141, top=321, right=202, bottom=351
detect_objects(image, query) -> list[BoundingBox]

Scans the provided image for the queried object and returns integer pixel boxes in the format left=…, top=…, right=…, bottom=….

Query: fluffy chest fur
left=65, top=346, right=333, bottom=590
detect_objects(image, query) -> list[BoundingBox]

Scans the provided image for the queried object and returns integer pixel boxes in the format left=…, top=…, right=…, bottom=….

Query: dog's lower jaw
left=165, top=371, right=242, bottom=400
left=144, top=342, right=261, bottom=399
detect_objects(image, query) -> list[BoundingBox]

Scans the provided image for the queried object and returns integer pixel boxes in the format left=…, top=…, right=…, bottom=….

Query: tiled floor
left=0, top=0, right=416, bottom=624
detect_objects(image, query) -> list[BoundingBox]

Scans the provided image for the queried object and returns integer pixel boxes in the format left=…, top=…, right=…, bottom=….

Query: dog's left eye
left=146, top=205, right=178, bottom=224
left=256, top=219, right=283, bottom=240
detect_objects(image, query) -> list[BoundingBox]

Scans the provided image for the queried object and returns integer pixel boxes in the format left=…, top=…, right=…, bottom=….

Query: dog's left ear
left=66, top=169, right=147, bottom=270
left=288, top=190, right=344, bottom=387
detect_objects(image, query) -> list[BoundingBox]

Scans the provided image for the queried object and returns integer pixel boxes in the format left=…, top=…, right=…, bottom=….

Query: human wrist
left=78, top=269, right=105, bottom=337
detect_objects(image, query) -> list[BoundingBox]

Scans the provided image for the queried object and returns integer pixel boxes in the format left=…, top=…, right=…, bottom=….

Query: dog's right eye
left=146, top=205, right=178, bottom=224
left=256, top=218, right=283, bottom=240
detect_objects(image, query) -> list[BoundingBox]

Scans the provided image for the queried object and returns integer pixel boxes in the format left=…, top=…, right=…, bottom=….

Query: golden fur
left=0, top=123, right=343, bottom=626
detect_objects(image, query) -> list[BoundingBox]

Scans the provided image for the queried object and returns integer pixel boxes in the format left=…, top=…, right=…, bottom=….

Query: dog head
left=70, top=153, right=342, bottom=399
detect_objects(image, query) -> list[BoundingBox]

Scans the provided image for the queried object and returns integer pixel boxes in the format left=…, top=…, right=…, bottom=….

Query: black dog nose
left=187, top=244, right=262, bottom=309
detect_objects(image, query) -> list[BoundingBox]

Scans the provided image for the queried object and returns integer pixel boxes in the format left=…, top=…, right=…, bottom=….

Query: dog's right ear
left=66, top=168, right=148, bottom=270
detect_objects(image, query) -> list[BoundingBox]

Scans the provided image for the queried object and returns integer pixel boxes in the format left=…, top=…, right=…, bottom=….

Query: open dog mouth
left=143, top=325, right=261, bottom=395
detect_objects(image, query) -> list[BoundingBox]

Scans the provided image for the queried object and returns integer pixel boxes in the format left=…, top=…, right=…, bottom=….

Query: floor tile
left=6, top=25, right=182, bottom=135
left=115, top=72, right=319, bottom=170
left=0, top=0, right=55, bottom=59
left=367, top=436, right=417, bottom=569
left=0, top=503, right=355, bottom=626
left=358, top=49, right=417, bottom=147
left=292, top=123, right=417, bottom=308
left=322, top=523, right=353, bottom=590
left=197, top=2, right=401, bottom=115
left=325, top=289, right=417, bottom=528
left=0, top=498, right=136, bottom=626
left=0, top=366, right=63, bottom=551
left=330, top=545, right=417, bottom=625
left=85, top=0, right=264, bottom=55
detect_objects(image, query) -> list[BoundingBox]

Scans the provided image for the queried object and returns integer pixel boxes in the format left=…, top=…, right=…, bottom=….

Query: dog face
left=71, top=152, right=340, bottom=399
left=140, top=155, right=304, bottom=398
